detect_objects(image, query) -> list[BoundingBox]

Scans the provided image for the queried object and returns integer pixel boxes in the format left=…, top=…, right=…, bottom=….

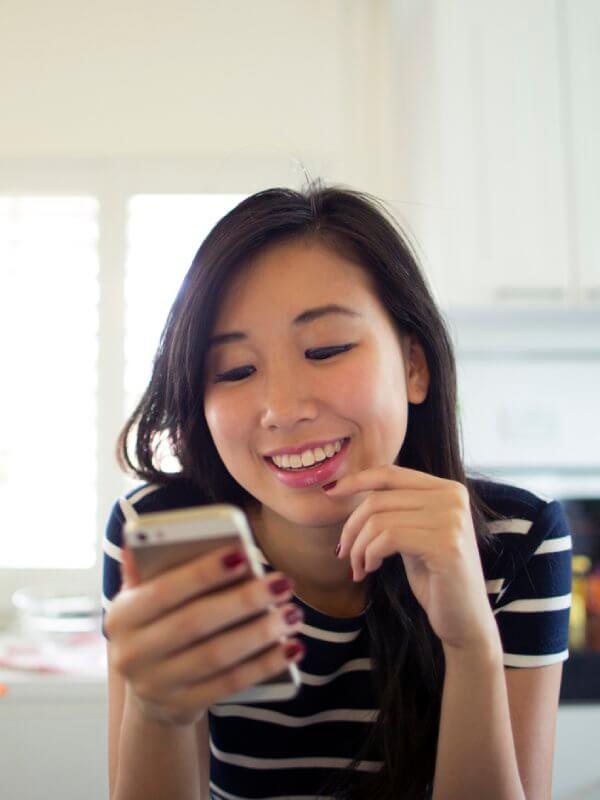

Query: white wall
left=0, top=0, right=399, bottom=197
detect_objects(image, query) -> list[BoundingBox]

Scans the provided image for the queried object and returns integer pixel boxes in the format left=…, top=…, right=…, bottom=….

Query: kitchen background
left=0, top=1, right=598, bottom=798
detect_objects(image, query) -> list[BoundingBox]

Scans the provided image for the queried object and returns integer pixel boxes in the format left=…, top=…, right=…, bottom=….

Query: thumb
left=120, top=543, right=141, bottom=589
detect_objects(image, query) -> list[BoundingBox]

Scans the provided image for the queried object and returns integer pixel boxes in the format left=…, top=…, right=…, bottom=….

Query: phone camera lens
left=137, top=532, right=147, bottom=542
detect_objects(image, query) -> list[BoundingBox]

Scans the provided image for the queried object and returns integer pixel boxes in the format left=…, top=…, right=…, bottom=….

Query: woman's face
left=203, top=238, right=429, bottom=527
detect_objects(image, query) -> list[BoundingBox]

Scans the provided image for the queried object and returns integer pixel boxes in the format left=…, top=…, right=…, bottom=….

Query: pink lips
left=264, top=438, right=350, bottom=489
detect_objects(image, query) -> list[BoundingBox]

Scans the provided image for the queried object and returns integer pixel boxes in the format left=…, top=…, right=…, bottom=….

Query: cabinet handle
left=492, top=287, right=567, bottom=302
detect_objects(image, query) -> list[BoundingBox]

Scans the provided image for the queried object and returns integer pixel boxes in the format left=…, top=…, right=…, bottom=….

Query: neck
left=245, top=502, right=368, bottom=618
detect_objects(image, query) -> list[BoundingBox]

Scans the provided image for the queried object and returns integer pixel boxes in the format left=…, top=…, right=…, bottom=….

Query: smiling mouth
left=264, top=438, right=351, bottom=471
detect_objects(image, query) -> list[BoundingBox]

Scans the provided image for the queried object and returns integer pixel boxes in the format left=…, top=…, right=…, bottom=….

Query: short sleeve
left=492, top=499, right=572, bottom=668
left=101, top=500, right=126, bottom=640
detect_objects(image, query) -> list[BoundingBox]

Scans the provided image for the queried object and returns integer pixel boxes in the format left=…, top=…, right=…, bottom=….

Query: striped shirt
left=102, top=477, right=572, bottom=799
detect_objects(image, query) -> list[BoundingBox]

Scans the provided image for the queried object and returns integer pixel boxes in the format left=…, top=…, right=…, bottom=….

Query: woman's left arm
left=505, top=662, right=563, bottom=800
left=330, top=465, right=564, bottom=800
left=434, top=641, right=523, bottom=800
left=433, top=643, right=561, bottom=800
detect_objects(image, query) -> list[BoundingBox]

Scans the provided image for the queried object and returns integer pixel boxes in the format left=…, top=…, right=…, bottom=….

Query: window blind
left=0, top=196, right=99, bottom=568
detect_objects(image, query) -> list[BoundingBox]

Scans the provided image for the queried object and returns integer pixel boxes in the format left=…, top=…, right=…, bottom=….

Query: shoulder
left=468, top=476, right=571, bottom=580
left=104, top=478, right=210, bottom=547
left=469, top=477, right=572, bottom=668
left=102, top=478, right=211, bottom=632
left=469, top=475, right=551, bottom=521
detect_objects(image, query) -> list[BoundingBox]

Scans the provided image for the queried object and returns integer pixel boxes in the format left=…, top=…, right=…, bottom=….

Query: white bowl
left=11, top=585, right=102, bottom=635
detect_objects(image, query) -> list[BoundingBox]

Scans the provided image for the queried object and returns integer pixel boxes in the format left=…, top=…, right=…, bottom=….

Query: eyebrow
left=207, top=304, right=362, bottom=349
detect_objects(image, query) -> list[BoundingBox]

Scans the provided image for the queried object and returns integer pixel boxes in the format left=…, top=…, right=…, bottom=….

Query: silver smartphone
left=122, top=503, right=301, bottom=704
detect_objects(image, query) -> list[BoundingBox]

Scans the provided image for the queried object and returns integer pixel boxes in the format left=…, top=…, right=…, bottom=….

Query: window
left=0, top=196, right=99, bottom=568
left=124, top=193, right=246, bottom=479
left=0, top=164, right=246, bottom=612
left=125, top=194, right=245, bottom=488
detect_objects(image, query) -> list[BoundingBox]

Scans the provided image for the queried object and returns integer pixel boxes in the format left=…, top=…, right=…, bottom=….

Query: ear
left=404, top=334, right=430, bottom=404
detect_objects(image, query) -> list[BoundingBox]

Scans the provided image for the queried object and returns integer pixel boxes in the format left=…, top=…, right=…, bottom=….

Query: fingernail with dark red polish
left=222, top=550, right=247, bottom=570
left=284, top=641, right=305, bottom=660
left=322, top=481, right=337, bottom=491
left=268, top=576, right=294, bottom=596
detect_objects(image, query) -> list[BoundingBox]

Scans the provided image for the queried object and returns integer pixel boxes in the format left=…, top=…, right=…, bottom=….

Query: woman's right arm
left=108, top=643, right=208, bottom=800
left=105, top=541, right=305, bottom=800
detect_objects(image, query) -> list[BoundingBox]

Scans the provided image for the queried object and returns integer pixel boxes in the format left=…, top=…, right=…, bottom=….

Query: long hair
left=116, top=180, right=507, bottom=799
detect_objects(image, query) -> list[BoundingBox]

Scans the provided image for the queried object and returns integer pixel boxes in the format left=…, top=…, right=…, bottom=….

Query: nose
left=259, top=369, right=318, bottom=430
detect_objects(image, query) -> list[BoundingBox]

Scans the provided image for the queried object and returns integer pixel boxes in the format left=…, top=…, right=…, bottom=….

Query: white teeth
left=271, top=438, right=346, bottom=470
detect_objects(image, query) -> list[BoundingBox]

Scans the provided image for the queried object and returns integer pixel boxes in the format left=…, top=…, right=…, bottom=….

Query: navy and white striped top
left=102, top=477, right=572, bottom=799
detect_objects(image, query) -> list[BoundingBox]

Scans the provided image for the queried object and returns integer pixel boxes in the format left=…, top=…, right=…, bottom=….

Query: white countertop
left=0, top=620, right=107, bottom=702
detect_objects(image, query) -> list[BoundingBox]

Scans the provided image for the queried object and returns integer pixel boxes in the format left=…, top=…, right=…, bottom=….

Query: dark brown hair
left=116, top=180, right=507, bottom=799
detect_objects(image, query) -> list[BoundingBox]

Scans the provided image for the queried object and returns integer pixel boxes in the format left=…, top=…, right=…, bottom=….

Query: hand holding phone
left=104, top=504, right=304, bottom=727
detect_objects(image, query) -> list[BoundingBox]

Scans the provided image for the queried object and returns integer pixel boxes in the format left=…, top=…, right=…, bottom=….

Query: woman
left=102, top=182, right=571, bottom=799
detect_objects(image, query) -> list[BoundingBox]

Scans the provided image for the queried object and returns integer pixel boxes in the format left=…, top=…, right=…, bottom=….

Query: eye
left=214, top=366, right=255, bottom=383
left=213, top=344, right=356, bottom=383
left=306, top=344, right=356, bottom=360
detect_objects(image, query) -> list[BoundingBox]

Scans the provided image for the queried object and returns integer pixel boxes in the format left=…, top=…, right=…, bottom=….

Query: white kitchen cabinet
left=448, top=306, right=600, bottom=474
left=389, top=1, right=600, bottom=312
left=434, top=0, right=571, bottom=308
left=457, top=356, right=600, bottom=470
left=553, top=705, right=600, bottom=799
left=0, top=675, right=108, bottom=800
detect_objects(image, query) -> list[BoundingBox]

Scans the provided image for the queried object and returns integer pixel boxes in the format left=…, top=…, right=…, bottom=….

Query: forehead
left=215, top=239, right=376, bottom=323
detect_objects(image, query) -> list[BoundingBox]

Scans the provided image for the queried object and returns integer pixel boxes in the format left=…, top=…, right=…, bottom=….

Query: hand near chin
left=329, top=466, right=501, bottom=657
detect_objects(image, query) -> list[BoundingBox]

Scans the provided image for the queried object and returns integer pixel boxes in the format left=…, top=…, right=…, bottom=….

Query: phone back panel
left=122, top=503, right=300, bottom=703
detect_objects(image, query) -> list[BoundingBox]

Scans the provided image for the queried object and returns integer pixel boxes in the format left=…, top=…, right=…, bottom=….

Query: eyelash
left=213, top=344, right=356, bottom=383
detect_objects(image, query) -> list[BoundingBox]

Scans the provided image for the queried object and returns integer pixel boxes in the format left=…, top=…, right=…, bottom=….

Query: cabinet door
left=0, top=698, right=108, bottom=800
left=564, top=0, right=600, bottom=302
left=457, top=356, right=600, bottom=471
left=435, top=0, right=571, bottom=307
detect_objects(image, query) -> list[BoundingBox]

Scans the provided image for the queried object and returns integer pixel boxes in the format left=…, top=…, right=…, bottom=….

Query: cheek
left=340, top=355, right=403, bottom=416
left=203, top=394, right=243, bottom=455
left=346, top=355, right=408, bottom=448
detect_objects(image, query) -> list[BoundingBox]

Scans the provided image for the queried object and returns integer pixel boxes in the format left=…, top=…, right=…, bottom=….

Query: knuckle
left=364, top=515, right=378, bottom=536
left=112, top=647, right=134, bottom=676
left=257, top=644, right=282, bottom=680
left=221, top=667, right=245, bottom=697
left=103, top=612, right=116, bottom=639
left=179, top=609, right=203, bottom=642
left=445, top=531, right=463, bottom=560
left=380, top=528, right=393, bottom=548
left=196, top=554, right=216, bottom=587
left=261, top=608, right=283, bottom=641
left=202, top=643, right=222, bottom=675
left=266, top=643, right=287, bottom=673
left=451, top=482, right=469, bottom=504
left=448, top=507, right=465, bottom=529
left=133, top=677, right=155, bottom=702
left=145, top=578, right=169, bottom=612
left=240, top=577, right=263, bottom=609
left=376, top=528, right=394, bottom=552
left=363, top=494, right=378, bottom=515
